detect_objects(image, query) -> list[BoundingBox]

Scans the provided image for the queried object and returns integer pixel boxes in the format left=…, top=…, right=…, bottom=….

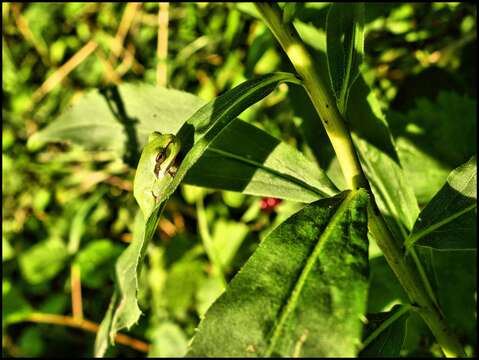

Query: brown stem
left=21, top=313, right=150, bottom=353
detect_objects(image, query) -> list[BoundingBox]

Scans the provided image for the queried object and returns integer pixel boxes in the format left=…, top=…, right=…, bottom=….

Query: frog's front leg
left=167, top=165, right=178, bottom=177
left=150, top=190, right=159, bottom=204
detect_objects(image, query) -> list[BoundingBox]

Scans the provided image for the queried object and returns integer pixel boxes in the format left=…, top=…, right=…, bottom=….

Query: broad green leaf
left=27, top=84, right=205, bottom=161
left=185, top=118, right=338, bottom=202
left=392, top=137, right=451, bottom=206
left=326, top=3, right=365, bottom=115
left=187, top=190, right=370, bottom=357
left=406, top=157, right=476, bottom=251
left=359, top=305, right=410, bottom=357
left=27, top=82, right=337, bottom=202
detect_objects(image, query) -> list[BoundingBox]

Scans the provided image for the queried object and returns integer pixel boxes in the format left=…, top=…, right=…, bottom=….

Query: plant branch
left=20, top=313, right=150, bottom=353
left=70, top=264, right=84, bottom=320
left=109, top=2, right=141, bottom=64
left=255, top=3, right=465, bottom=357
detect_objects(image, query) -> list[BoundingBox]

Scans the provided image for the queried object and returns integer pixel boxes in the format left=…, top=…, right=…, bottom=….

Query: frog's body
left=134, top=132, right=181, bottom=217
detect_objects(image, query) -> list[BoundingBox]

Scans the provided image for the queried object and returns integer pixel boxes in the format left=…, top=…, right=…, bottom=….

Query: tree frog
left=133, top=132, right=181, bottom=217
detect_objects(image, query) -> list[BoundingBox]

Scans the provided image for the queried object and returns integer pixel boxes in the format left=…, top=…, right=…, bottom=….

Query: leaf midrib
left=264, top=190, right=359, bottom=356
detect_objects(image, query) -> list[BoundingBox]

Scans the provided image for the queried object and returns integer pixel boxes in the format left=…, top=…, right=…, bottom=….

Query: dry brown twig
left=11, top=3, right=49, bottom=64
left=157, top=2, right=169, bottom=87
left=109, top=2, right=141, bottom=64
left=96, top=47, right=122, bottom=84
left=70, top=264, right=84, bottom=320
left=21, top=313, right=150, bottom=353
left=32, top=40, right=98, bottom=103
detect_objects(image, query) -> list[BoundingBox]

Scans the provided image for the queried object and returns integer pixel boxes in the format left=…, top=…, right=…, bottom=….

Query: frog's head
left=149, top=132, right=181, bottom=176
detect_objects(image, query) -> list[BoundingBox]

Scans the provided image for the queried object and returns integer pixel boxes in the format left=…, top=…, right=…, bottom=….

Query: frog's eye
left=156, top=151, right=166, bottom=163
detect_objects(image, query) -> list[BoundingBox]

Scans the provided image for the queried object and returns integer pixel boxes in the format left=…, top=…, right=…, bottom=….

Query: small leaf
left=406, top=156, right=477, bottom=251
left=19, top=238, right=69, bottom=285
left=360, top=305, right=410, bottom=357
left=164, top=260, right=204, bottom=321
left=187, top=190, right=370, bottom=357
left=73, top=239, right=123, bottom=289
left=94, top=291, right=118, bottom=357
left=326, top=3, right=365, bottom=114
left=148, top=322, right=188, bottom=357
left=68, top=189, right=107, bottom=254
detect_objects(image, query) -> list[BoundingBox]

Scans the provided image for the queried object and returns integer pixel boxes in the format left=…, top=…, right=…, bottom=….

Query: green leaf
left=27, top=84, right=205, bottom=161
left=19, top=238, right=69, bottom=285
left=93, top=210, right=144, bottom=357
left=187, top=190, right=370, bottom=357
left=73, top=239, right=123, bottom=289
left=2, top=236, right=15, bottom=261
left=94, top=291, right=118, bottom=357
left=388, top=91, right=477, bottom=204
left=2, top=280, right=33, bottom=328
left=68, top=189, right=107, bottom=254
left=359, top=305, right=410, bottom=357
left=347, top=76, right=420, bottom=242
left=28, top=82, right=337, bottom=202
left=282, top=3, right=304, bottom=23
left=291, top=18, right=418, bottom=240
left=185, top=118, right=338, bottom=202
left=164, top=260, right=204, bottom=321
left=148, top=322, right=188, bottom=357
left=417, top=248, right=477, bottom=346
left=368, top=256, right=408, bottom=313
left=211, top=219, right=249, bottom=269
left=196, top=274, right=225, bottom=317
left=406, top=156, right=477, bottom=251
left=326, top=3, right=365, bottom=114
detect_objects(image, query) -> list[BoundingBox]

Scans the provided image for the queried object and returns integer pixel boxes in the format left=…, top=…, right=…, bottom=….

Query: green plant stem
left=255, top=3, right=465, bottom=357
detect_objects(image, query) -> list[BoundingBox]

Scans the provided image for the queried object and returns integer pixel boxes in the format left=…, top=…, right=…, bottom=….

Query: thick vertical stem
left=255, top=3, right=465, bottom=357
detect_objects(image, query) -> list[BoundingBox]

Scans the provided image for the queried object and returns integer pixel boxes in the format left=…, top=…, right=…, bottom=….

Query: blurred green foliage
left=2, top=2, right=476, bottom=357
